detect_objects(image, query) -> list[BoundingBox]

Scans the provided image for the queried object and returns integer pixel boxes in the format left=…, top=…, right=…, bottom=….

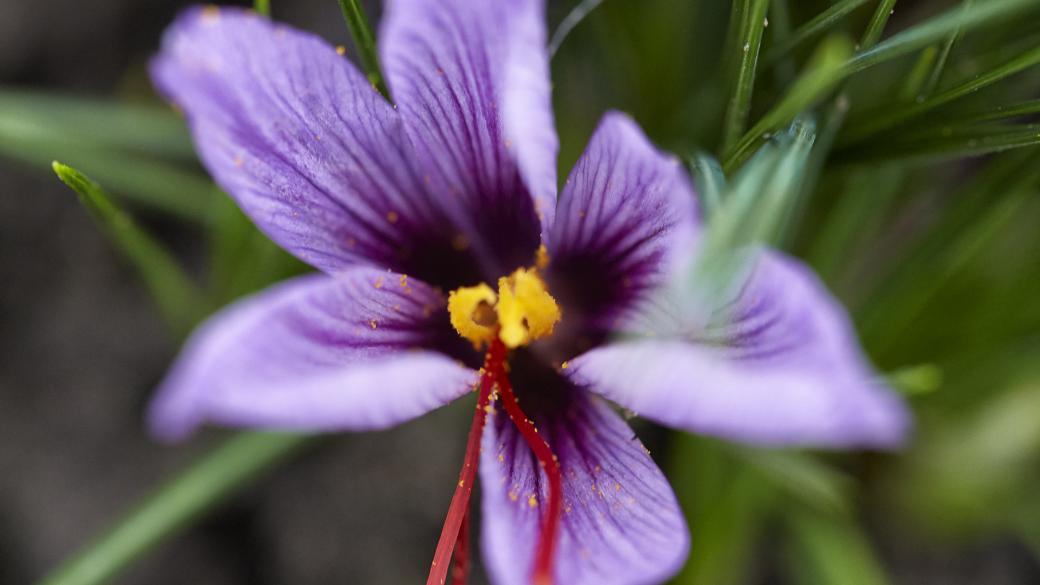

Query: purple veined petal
left=479, top=385, right=689, bottom=585
left=565, top=250, right=910, bottom=448
left=380, top=0, right=555, bottom=272
left=151, top=7, right=492, bottom=289
left=150, top=268, right=477, bottom=441
left=546, top=112, right=699, bottom=352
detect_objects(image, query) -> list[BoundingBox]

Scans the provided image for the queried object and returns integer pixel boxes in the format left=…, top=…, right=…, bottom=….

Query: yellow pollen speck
left=528, top=495, right=538, bottom=508
left=335, top=45, right=346, bottom=55
left=458, top=479, right=465, bottom=487
left=201, top=5, right=220, bottom=22
left=560, top=361, right=569, bottom=370
left=369, top=319, right=378, bottom=329
left=386, top=211, right=399, bottom=223
left=498, top=454, right=505, bottom=462
left=535, top=244, right=550, bottom=270
left=451, top=233, right=470, bottom=251
left=374, top=276, right=385, bottom=289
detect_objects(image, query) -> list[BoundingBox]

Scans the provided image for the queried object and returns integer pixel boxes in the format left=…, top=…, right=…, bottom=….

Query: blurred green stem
left=36, top=432, right=312, bottom=585
left=860, top=0, right=898, bottom=50
left=337, top=0, right=390, bottom=100
left=550, top=0, right=606, bottom=56
left=920, top=0, right=974, bottom=97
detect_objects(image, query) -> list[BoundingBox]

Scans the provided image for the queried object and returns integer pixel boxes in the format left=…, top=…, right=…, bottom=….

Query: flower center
left=447, top=263, right=561, bottom=350
left=429, top=272, right=565, bottom=585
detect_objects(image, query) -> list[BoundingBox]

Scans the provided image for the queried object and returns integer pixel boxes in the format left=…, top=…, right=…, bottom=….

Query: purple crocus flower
left=149, top=3, right=909, bottom=585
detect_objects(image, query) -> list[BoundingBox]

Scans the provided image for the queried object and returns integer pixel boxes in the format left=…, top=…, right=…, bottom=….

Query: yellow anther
left=496, top=268, right=561, bottom=348
left=448, top=283, right=498, bottom=348
left=447, top=267, right=560, bottom=349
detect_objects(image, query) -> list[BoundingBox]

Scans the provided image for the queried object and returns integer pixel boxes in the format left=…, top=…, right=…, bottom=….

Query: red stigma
left=426, top=337, right=563, bottom=585
left=493, top=352, right=563, bottom=585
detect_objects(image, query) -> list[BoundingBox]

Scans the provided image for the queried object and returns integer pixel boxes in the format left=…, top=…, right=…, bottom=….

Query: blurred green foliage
left=4, top=0, right=1040, bottom=583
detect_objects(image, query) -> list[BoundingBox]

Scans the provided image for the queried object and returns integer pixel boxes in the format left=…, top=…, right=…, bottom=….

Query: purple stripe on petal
left=380, top=0, right=555, bottom=274
left=546, top=112, right=699, bottom=353
left=566, top=251, right=910, bottom=448
left=151, top=8, right=493, bottom=289
left=479, top=384, right=688, bottom=585
left=150, top=269, right=476, bottom=441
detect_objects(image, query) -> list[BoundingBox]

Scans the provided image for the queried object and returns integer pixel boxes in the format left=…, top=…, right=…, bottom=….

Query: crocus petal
left=150, top=268, right=475, bottom=441
left=152, top=7, right=490, bottom=288
left=479, top=387, right=689, bottom=585
left=380, top=0, right=555, bottom=269
left=565, top=251, right=909, bottom=448
left=547, top=112, right=699, bottom=346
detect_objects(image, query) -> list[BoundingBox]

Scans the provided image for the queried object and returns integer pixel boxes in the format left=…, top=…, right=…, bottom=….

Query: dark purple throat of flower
left=428, top=257, right=564, bottom=585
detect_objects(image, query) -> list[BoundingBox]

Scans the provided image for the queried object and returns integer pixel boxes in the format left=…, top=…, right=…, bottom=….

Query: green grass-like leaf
left=35, top=432, right=311, bottom=585
left=337, top=0, right=390, bottom=100
left=844, top=0, right=1040, bottom=75
left=843, top=43, right=1040, bottom=142
left=721, top=0, right=771, bottom=155
left=725, top=35, right=852, bottom=171
left=52, top=162, right=205, bottom=334
left=782, top=506, right=892, bottom=585
left=764, top=0, right=869, bottom=64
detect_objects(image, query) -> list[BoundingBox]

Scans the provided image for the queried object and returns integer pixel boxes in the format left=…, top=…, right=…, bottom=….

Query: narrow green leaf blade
left=670, top=436, right=771, bottom=585
left=52, top=162, right=205, bottom=333
left=36, top=432, right=311, bottom=585
left=550, top=0, right=606, bottom=56
left=920, top=0, right=975, bottom=97
left=337, top=0, right=390, bottom=100
left=688, top=152, right=726, bottom=217
left=0, top=89, right=194, bottom=160
left=721, top=0, right=771, bottom=155
left=726, top=35, right=852, bottom=171
left=845, top=43, right=1040, bottom=142
left=845, top=0, right=1040, bottom=76
left=783, top=507, right=893, bottom=585
left=859, top=0, right=898, bottom=50
left=734, top=447, right=853, bottom=516
left=765, top=0, right=868, bottom=63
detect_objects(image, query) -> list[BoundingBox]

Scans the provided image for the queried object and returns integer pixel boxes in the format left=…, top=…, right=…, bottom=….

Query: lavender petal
left=150, top=268, right=475, bottom=441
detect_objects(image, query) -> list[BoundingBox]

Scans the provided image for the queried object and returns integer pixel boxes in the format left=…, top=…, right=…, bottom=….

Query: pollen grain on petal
left=201, top=5, right=220, bottom=23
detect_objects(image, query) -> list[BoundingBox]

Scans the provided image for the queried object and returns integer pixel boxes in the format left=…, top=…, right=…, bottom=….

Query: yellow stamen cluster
left=448, top=267, right=561, bottom=349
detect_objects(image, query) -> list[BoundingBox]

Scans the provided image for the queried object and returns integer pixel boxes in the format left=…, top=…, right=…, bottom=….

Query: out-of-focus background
left=2, top=0, right=1039, bottom=584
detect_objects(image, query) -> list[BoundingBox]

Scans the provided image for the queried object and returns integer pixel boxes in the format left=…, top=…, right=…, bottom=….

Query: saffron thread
left=492, top=355, right=563, bottom=585
left=449, top=508, right=471, bottom=585
left=425, top=340, right=504, bottom=585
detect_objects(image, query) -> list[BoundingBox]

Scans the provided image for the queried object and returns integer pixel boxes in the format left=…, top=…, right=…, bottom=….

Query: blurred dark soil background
left=2, top=1, right=1039, bottom=584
